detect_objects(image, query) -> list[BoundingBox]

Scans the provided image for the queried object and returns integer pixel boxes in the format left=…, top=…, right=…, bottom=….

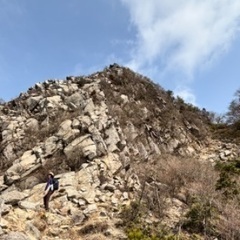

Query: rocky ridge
left=0, top=64, right=239, bottom=239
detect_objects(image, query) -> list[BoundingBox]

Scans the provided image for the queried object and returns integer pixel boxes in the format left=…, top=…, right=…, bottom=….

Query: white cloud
left=120, top=0, right=240, bottom=77
left=174, top=87, right=197, bottom=105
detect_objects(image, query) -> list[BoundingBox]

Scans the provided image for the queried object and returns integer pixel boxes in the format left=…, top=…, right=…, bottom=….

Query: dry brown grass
left=133, top=154, right=217, bottom=198
left=78, top=218, right=109, bottom=236
left=84, top=233, right=110, bottom=240
left=61, top=229, right=83, bottom=240
left=216, top=200, right=240, bottom=239
left=125, top=152, right=240, bottom=238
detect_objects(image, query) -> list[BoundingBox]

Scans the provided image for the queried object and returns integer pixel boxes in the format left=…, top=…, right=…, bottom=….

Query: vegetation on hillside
left=120, top=155, right=240, bottom=239
left=210, top=88, right=240, bottom=143
left=99, top=66, right=211, bottom=142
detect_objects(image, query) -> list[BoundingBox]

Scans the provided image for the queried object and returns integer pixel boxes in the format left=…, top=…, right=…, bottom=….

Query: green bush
left=215, top=160, right=240, bottom=199
left=121, top=202, right=182, bottom=239
left=183, top=199, right=217, bottom=236
left=120, top=201, right=145, bottom=227
left=127, top=227, right=180, bottom=240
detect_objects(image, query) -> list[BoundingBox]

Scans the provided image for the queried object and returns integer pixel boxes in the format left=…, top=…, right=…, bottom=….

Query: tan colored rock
left=22, top=176, right=40, bottom=190
left=105, top=125, right=120, bottom=152
left=43, top=136, right=62, bottom=156
left=125, top=122, right=138, bottom=141
left=77, top=115, right=92, bottom=131
left=25, top=183, right=45, bottom=203
left=148, top=137, right=161, bottom=155
left=65, top=187, right=80, bottom=199
left=4, top=150, right=40, bottom=184
left=102, top=153, right=122, bottom=175
left=163, top=198, right=186, bottom=228
left=66, top=92, right=85, bottom=108
left=18, top=201, right=38, bottom=211
left=3, top=143, right=18, bottom=163
left=2, top=231, right=30, bottom=240
left=45, top=95, right=62, bottom=109
left=25, top=222, right=41, bottom=240
left=77, top=165, right=100, bottom=187
left=56, top=119, right=80, bottom=142
left=64, top=134, right=97, bottom=160
left=120, top=94, right=129, bottom=104
left=56, top=171, right=77, bottom=187
left=83, top=204, right=98, bottom=215
left=78, top=186, right=96, bottom=204
left=167, top=138, right=180, bottom=152
left=1, top=190, right=28, bottom=205
left=83, top=99, right=95, bottom=115
left=25, top=118, right=39, bottom=130
left=26, top=96, right=43, bottom=111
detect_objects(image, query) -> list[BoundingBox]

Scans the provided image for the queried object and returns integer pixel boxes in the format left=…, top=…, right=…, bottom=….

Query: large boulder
left=56, top=119, right=80, bottom=143
left=43, top=136, right=63, bottom=157
left=64, top=135, right=97, bottom=160
left=2, top=231, right=30, bottom=240
left=104, top=125, right=121, bottom=152
left=1, top=190, right=27, bottom=205
left=26, top=96, right=43, bottom=111
left=102, top=153, right=122, bottom=175
left=4, top=150, right=41, bottom=185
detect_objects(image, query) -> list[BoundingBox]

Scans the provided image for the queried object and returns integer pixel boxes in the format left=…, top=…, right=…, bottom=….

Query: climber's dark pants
left=43, top=190, right=54, bottom=210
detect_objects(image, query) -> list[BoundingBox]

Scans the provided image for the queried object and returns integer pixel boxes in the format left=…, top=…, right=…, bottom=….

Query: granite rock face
left=0, top=64, right=238, bottom=239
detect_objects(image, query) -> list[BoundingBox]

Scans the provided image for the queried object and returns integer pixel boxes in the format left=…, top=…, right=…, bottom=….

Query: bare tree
left=216, top=200, right=240, bottom=240
left=227, top=89, right=240, bottom=124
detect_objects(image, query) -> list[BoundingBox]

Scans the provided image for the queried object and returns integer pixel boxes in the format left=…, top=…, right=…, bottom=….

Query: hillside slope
left=0, top=64, right=239, bottom=239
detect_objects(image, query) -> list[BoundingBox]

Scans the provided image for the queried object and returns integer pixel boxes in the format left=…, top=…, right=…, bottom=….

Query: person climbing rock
left=43, top=171, right=55, bottom=211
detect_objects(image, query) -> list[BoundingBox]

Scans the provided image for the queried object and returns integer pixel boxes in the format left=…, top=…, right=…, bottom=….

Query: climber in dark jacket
left=43, top=171, right=54, bottom=211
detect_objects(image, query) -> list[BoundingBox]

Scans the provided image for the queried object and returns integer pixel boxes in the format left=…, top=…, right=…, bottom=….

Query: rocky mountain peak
left=0, top=64, right=239, bottom=239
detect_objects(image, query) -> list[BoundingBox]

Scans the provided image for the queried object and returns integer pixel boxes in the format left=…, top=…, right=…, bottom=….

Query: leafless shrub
left=61, top=229, right=83, bottom=240
left=134, top=155, right=217, bottom=198
left=216, top=200, right=240, bottom=240
left=84, top=233, right=109, bottom=240
left=127, top=154, right=221, bottom=235
left=78, top=219, right=109, bottom=235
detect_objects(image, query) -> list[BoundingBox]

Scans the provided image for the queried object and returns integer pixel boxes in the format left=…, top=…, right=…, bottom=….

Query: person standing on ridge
left=43, top=171, right=55, bottom=211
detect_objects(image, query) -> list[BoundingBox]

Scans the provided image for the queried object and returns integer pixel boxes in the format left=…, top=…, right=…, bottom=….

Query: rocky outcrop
left=0, top=154, right=138, bottom=239
left=0, top=64, right=239, bottom=239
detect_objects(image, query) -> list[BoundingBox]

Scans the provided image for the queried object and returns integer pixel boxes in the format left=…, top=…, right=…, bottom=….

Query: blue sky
left=1, top=0, right=240, bottom=114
